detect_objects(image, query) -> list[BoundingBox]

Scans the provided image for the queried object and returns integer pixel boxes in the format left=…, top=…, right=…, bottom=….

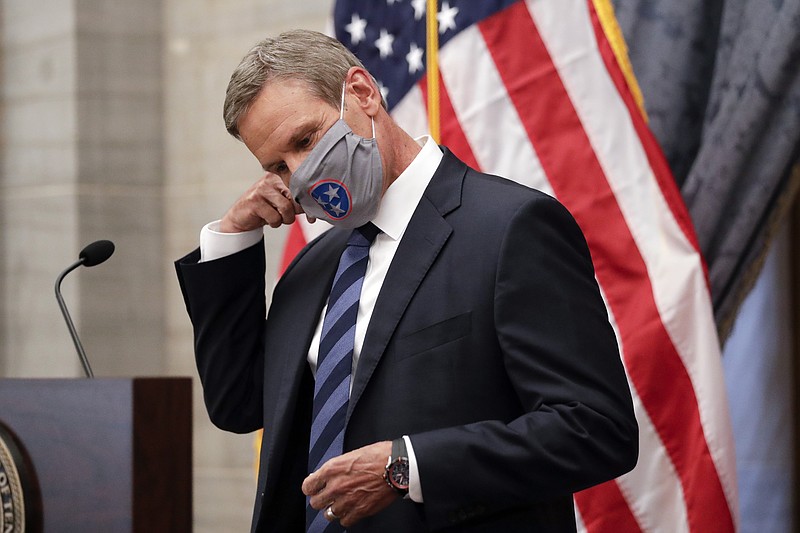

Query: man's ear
left=345, top=66, right=382, bottom=117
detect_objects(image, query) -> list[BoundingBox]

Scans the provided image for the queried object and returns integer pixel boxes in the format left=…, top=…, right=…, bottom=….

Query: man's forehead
left=257, top=76, right=326, bottom=105
left=242, top=85, right=316, bottom=136
left=247, top=80, right=334, bottom=126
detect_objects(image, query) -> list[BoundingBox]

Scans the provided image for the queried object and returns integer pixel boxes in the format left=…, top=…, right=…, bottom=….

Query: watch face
left=389, top=458, right=410, bottom=489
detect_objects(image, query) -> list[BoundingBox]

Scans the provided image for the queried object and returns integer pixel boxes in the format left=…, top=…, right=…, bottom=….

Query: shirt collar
left=372, top=136, right=443, bottom=241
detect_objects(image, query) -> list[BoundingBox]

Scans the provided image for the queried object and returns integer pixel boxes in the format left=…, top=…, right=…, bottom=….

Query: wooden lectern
left=0, top=377, right=192, bottom=532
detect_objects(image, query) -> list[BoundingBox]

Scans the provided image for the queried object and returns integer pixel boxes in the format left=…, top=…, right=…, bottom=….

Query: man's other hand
left=303, top=441, right=398, bottom=528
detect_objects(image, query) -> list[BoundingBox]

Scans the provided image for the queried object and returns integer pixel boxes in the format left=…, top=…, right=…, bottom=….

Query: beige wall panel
left=164, top=0, right=332, bottom=530
left=2, top=191, right=79, bottom=376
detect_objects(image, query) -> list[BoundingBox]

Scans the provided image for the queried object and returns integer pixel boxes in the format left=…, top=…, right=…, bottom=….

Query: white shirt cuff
left=403, top=435, right=423, bottom=503
left=199, top=220, right=263, bottom=263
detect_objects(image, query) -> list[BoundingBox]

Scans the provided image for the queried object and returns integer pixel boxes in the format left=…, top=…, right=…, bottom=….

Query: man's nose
left=285, top=154, right=309, bottom=176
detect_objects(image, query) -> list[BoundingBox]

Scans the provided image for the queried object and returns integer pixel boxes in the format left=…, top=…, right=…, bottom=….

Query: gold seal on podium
left=0, top=421, right=40, bottom=533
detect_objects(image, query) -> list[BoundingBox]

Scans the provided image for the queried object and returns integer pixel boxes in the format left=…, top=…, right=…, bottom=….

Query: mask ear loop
left=341, top=79, right=377, bottom=139
left=340, top=81, right=346, bottom=120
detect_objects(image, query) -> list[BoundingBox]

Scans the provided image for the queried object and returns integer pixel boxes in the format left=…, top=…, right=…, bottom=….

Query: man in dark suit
left=176, top=30, right=638, bottom=532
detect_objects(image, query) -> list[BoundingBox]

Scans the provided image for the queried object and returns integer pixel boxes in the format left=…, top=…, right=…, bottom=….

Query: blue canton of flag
left=309, top=180, right=352, bottom=220
left=333, top=0, right=517, bottom=110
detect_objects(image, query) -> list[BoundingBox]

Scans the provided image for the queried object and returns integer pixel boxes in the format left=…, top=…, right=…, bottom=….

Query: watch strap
left=392, top=438, right=407, bottom=460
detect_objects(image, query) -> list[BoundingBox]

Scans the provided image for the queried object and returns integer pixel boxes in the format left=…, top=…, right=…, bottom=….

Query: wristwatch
left=384, top=439, right=410, bottom=496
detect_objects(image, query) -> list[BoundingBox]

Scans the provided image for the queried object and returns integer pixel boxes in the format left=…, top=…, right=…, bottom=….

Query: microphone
left=54, top=240, right=115, bottom=378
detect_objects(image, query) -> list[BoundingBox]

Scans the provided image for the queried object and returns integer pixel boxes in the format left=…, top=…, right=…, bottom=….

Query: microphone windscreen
left=79, top=240, right=115, bottom=267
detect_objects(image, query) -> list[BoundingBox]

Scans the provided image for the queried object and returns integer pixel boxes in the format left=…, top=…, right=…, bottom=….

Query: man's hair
left=224, top=29, right=379, bottom=140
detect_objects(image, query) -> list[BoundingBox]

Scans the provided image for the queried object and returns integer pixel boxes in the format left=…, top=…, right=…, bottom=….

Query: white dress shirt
left=199, top=136, right=443, bottom=503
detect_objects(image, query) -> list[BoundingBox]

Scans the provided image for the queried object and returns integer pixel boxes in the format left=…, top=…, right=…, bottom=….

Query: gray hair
left=224, top=29, right=379, bottom=140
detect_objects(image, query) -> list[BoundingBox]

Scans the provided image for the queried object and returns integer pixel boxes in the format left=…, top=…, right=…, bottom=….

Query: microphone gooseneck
left=54, top=240, right=116, bottom=378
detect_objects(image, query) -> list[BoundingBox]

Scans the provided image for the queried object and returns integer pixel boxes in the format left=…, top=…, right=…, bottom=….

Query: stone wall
left=1, top=0, right=164, bottom=376
left=2, top=0, right=81, bottom=377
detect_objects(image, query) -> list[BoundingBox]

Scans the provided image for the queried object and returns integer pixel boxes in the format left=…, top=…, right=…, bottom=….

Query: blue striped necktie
left=307, top=223, right=379, bottom=533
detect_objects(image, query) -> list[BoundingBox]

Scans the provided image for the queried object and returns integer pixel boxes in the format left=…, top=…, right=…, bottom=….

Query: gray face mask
left=289, top=85, right=383, bottom=229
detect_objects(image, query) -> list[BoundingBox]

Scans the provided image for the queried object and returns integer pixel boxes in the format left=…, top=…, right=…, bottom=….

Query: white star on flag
left=437, top=1, right=459, bottom=34
left=377, top=81, right=389, bottom=102
left=344, top=13, right=367, bottom=45
left=374, top=29, right=395, bottom=58
left=406, top=42, right=424, bottom=74
left=411, top=0, right=425, bottom=21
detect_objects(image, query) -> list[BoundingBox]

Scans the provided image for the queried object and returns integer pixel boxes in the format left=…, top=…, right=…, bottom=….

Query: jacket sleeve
left=174, top=241, right=266, bottom=433
left=409, top=195, right=639, bottom=528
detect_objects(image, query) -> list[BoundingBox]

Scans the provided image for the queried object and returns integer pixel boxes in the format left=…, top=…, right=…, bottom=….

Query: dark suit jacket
left=176, top=150, right=638, bottom=532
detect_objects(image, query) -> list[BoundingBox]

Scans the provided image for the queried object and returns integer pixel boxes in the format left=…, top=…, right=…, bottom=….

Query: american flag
left=279, top=1, right=739, bottom=530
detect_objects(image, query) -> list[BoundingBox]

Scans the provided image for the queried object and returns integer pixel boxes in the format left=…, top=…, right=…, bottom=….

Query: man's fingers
left=302, top=443, right=396, bottom=526
left=336, top=485, right=397, bottom=528
left=306, top=476, right=337, bottom=510
left=220, top=172, right=302, bottom=232
left=256, top=198, right=295, bottom=228
left=302, top=471, right=327, bottom=498
left=304, top=465, right=341, bottom=510
left=254, top=179, right=298, bottom=227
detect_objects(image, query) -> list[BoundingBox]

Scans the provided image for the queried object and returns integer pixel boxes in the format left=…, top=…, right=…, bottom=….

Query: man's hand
left=302, top=441, right=398, bottom=528
left=219, top=173, right=312, bottom=233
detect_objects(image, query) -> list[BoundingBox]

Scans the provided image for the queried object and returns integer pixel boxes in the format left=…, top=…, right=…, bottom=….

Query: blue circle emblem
left=309, top=180, right=352, bottom=220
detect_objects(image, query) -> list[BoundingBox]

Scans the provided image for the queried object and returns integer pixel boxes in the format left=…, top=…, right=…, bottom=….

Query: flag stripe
left=419, top=69, right=481, bottom=170
left=280, top=222, right=309, bottom=276
left=436, top=24, right=550, bottom=192
left=391, top=83, right=429, bottom=139
left=478, top=3, right=733, bottom=533
left=615, top=381, right=691, bottom=531
left=530, top=0, right=737, bottom=527
left=585, top=2, right=705, bottom=267
left=576, top=479, right=642, bottom=532
left=584, top=289, right=690, bottom=531
left=582, top=7, right=739, bottom=521
left=576, top=288, right=689, bottom=532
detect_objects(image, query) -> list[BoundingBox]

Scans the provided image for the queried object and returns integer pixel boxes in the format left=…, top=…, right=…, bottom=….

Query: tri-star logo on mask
left=308, top=180, right=352, bottom=220
left=289, top=82, right=383, bottom=229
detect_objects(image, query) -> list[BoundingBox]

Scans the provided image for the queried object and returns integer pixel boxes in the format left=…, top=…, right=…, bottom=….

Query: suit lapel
left=346, top=150, right=467, bottom=423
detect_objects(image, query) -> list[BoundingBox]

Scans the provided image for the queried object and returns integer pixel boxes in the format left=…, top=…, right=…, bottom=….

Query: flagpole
left=426, top=0, right=440, bottom=143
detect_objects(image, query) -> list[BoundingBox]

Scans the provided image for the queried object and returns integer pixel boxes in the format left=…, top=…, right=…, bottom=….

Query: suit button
left=458, top=509, right=468, bottom=521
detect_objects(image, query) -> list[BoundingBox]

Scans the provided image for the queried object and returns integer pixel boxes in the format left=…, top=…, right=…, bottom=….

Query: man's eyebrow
left=287, top=123, right=314, bottom=145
